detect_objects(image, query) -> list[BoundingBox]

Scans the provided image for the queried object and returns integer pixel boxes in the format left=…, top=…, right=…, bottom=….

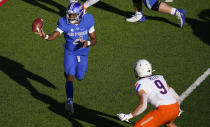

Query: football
left=32, top=18, right=43, bottom=33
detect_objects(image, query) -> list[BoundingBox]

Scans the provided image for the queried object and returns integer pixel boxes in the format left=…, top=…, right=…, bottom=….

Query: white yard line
left=178, top=68, right=210, bottom=105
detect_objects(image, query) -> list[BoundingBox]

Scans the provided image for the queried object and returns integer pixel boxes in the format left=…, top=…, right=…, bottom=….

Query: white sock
left=171, top=8, right=177, bottom=15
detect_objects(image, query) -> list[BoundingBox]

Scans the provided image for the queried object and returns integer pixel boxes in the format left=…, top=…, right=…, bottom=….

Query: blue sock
left=65, top=81, right=73, bottom=103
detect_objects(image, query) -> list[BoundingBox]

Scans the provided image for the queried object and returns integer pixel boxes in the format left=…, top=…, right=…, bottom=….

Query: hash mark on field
left=179, top=68, right=210, bottom=105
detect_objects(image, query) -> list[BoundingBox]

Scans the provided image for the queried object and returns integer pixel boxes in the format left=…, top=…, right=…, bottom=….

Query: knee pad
left=133, top=0, right=141, bottom=3
left=151, top=1, right=161, bottom=11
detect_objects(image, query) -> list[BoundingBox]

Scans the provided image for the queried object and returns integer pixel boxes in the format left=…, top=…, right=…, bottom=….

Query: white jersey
left=134, top=75, right=177, bottom=107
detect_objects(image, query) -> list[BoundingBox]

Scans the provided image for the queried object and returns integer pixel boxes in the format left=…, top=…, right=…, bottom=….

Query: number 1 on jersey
left=154, top=80, right=167, bottom=94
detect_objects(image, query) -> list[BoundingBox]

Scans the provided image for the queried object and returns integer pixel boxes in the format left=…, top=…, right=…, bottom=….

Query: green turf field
left=0, top=0, right=210, bottom=126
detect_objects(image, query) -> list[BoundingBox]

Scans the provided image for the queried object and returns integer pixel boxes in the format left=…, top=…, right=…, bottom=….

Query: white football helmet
left=134, top=59, right=152, bottom=78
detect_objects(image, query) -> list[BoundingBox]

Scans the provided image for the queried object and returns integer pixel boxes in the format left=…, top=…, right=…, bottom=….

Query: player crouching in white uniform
left=117, top=59, right=181, bottom=127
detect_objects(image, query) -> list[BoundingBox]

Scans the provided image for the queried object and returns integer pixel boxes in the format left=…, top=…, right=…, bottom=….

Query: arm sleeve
left=56, top=27, right=64, bottom=34
left=135, top=81, right=151, bottom=94
left=135, top=82, right=142, bottom=93
left=88, top=26, right=95, bottom=33
left=83, top=0, right=100, bottom=8
left=57, top=18, right=65, bottom=34
left=88, top=15, right=95, bottom=29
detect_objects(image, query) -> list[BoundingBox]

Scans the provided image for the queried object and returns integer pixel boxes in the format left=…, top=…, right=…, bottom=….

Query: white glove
left=117, top=113, right=133, bottom=123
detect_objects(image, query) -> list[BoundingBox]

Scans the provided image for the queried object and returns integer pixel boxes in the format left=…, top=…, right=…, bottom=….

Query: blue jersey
left=57, top=13, right=94, bottom=56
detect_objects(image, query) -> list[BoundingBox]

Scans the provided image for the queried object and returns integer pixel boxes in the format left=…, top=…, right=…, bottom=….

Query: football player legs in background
left=126, top=0, right=186, bottom=28
left=0, top=0, right=7, bottom=6
left=69, top=0, right=100, bottom=9
left=36, top=2, right=97, bottom=115
left=117, top=59, right=181, bottom=127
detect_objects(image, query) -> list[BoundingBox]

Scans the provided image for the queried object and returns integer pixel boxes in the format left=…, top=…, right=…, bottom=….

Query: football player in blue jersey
left=38, top=2, right=97, bottom=115
left=126, top=0, right=186, bottom=28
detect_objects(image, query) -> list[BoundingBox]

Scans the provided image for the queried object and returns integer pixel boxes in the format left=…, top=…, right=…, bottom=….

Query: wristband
left=44, top=35, right=49, bottom=40
left=127, top=113, right=133, bottom=119
left=87, top=41, right=91, bottom=46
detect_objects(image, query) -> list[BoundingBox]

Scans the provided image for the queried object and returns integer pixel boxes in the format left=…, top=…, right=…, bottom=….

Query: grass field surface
left=0, top=0, right=210, bottom=126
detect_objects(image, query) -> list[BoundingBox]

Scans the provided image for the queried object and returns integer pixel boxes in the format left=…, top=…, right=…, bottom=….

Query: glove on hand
left=117, top=113, right=133, bottom=123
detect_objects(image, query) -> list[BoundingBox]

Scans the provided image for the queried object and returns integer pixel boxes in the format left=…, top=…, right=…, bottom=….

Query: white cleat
left=126, top=14, right=146, bottom=22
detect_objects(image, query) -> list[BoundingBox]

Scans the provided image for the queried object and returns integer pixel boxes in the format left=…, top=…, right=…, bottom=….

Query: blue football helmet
left=66, top=2, right=84, bottom=24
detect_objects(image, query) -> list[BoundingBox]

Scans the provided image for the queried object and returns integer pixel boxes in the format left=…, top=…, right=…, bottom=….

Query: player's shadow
left=52, top=103, right=125, bottom=127
left=21, top=0, right=66, bottom=16
left=0, top=56, right=123, bottom=127
left=186, top=9, right=210, bottom=45
left=68, top=103, right=125, bottom=127
left=92, top=1, right=179, bottom=27
left=0, top=56, right=56, bottom=90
